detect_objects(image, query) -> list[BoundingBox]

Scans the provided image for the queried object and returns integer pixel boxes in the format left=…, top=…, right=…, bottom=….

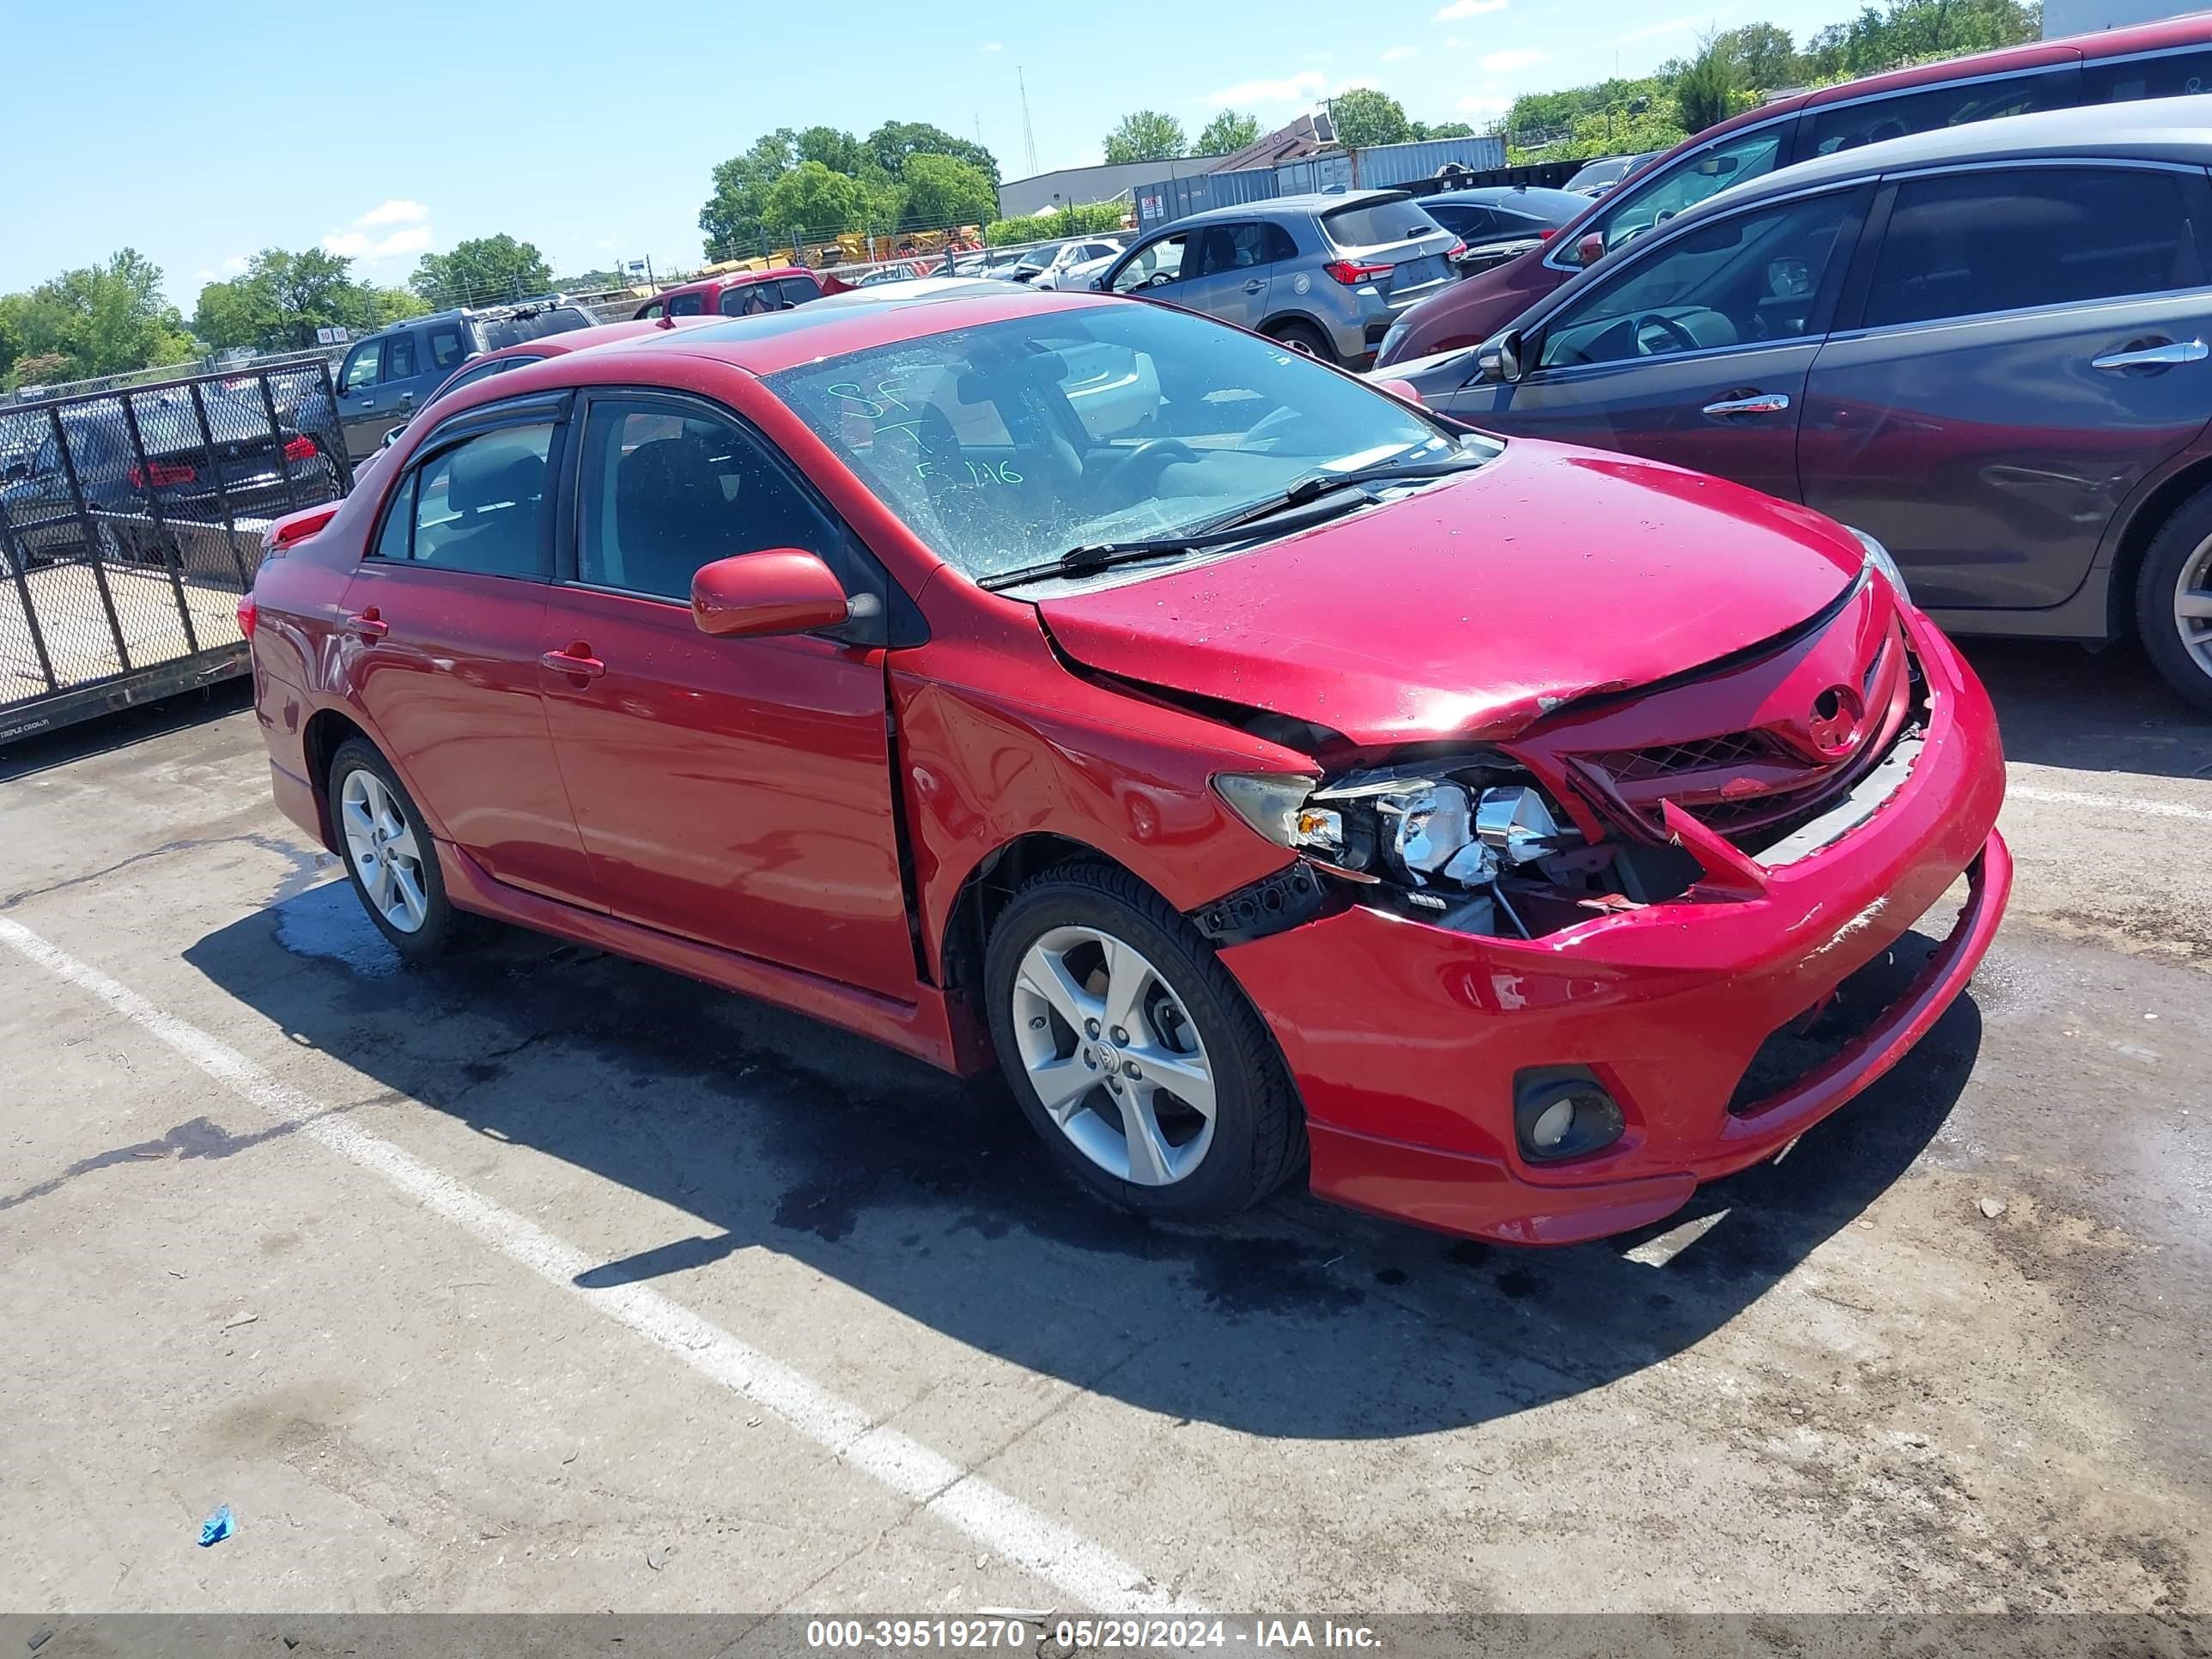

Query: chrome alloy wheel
left=339, top=768, right=428, bottom=934
left=2175, top=531, right=2212, bottom=681
left=1010, top=925, right=1216, bottom=1186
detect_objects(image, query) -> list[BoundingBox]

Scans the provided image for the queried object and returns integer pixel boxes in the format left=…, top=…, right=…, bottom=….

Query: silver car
left=1093, top=191, right=1459, bottom=365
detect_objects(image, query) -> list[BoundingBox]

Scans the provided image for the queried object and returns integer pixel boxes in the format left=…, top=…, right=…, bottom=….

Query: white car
left=1047, top=251, right=1121, bottom=294
left=1027, top=239, right=1125, bottom=289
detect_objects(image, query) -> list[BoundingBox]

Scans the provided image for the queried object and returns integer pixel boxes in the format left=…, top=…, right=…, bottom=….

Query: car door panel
left=1798, top=165, right=2212, bottom=611
left=538, top=393, right=916, bottom=1002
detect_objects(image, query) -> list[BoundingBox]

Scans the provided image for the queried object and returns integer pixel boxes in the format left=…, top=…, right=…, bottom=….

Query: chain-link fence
left=0, top=361, right=350, bottom=741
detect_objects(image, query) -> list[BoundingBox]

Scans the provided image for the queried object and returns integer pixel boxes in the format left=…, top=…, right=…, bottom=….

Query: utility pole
left=1018, top=65, right=1039, bottom=177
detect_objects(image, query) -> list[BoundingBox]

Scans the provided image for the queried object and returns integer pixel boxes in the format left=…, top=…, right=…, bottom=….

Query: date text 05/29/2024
left=803, top=1620, right=1382, bottom=1650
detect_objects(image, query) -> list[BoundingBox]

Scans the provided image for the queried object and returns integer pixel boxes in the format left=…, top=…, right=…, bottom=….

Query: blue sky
left=5, top=0, right=1850, bottom=307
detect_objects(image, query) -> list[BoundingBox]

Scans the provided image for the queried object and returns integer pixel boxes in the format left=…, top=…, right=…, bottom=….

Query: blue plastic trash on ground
left=198, top=1504, right=234, bottom=1547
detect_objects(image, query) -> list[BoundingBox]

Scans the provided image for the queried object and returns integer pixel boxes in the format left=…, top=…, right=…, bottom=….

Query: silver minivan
left=1096, top=191, right=1459, bottom=365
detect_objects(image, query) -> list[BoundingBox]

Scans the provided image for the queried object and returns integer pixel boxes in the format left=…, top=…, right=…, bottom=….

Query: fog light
left=1514, top=1069, right=1626, bottom=1164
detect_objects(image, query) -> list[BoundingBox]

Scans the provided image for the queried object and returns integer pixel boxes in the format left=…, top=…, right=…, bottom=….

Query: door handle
left=398, top=392, right=413, bottom=407
left=344, top=608, right=388, bottom=641
left=1243, top=279, right=1266, bottom=294
left=2091, top=337, right=2207, bottom=371
left=540, top=645, right=605, bottom=679
left=1702, top=392, right=1791, bottom=417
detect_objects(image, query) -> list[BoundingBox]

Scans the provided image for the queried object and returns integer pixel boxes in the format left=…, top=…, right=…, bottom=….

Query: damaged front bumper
left=1213, top=614, right=2009, bottom=1245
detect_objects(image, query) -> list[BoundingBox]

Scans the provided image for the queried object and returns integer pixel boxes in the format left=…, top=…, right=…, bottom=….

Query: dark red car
left=635, top=267, right=828, bottom=320
left=241, top=289, right=2008, bottom=1246
left=1376, top=11, right=2212, bottom=368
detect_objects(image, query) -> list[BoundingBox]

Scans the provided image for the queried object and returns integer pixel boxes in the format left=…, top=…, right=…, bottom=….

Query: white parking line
left=2007, top=784, right=2212, bottom=825
left=0, top=915, right=1197, bottom=1619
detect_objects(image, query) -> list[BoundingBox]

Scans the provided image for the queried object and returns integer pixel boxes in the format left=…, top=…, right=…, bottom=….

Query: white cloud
left=357, top=198, right=428, bottom=228
left=322, top=202, right=435, bottom=264
left=1205, top=69, right=1328, bottom=106
left=1480, top=46, right=1548, bottom=72
left=981, top=40, right=1002, bottom=51
left=1434, top=0, right=1506, bottom=20
left=1619, top=12, right=1701, bottom=37
left=221, top=253, right=248, bottom=274
left=1380, top=44, right=1415, bottom=61
left=1455, top=92, right=1513, bottom=115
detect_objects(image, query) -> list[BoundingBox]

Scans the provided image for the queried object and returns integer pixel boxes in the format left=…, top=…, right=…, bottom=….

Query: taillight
left=283, top=434, right=317, bottom=463
left=127, top=460, right=197, bottom=489
left=1323, top=258, right=1394, bottom=286
left=1537, top=227, right=1557, bottom=240
left=264, top=504, right=338, bottom=557
left=1445, top=240, right=1467, bottom=262
left=236, top=593, right=258, bottom=639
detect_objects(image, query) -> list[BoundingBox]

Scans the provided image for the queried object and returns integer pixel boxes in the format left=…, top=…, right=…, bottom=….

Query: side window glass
left=1115, top=234, right=1188, bottom=291
left=383, top=333, right=418, bottom=384
left=1593, top=129, right=1785, bottom=258
left=406, top=422, right=555, bottom=577
left=1539, top=189, right=1857, bottom=370
left=639, top=301, right=665, bottom=320
left=1806, top=68, right=2070, bottom=157
left=667, top=292, right=707, bottom=317
left=426, top=325, right=470, bottom=369
left=578, top=400, right=843, bottom=603
left=339, top=344, right=380, bottom=392
left=1266, top=223, right=1300, bottom=262
left=781, top=277, right=822, bottom=306
left=372, top=474, right=415, bottom=561
left=2086, top=47, right=2212, bottom=101
left=1864, top=167, right=2203, bottom=330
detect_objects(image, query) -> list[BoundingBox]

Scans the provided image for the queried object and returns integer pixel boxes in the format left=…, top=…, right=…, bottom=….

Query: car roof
left=1428, top=185, right=1590, bottom=213
left=507, top=288, right=1106, bottom=383
left=1170, top=188, right=1406, bottom=226
left=1671, top=90, right=2212, bottom=226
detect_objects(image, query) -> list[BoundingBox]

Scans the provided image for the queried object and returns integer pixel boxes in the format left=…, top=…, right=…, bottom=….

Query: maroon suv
left=1376, top=11, right=2212, bottom=368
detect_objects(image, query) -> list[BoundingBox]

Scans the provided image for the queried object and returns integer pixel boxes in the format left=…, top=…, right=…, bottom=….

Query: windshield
left=764, top=302, right=1462, bottom=583
left=1568, top=158, right=1632, bottom=190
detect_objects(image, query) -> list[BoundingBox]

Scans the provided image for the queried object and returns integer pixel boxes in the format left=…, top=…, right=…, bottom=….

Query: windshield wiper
left=973, top=452, right=1487, bottom=594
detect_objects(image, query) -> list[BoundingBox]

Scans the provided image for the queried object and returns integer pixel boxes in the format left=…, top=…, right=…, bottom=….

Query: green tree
left=195, top=249, right=428, bottom=352
left=1329, top=88, right=1414, bottom=149
left=763, top=161, right=866, bottom=240
left=1194, top=109, right=1262, bottom=155
left=1674, top=38, right=1746, bottom=135
left=1411, top=119, right=1477, bottom=139
left=1103, top=110, right=1187, bottom=163
left=410, top=234, right=554, bottom=306
left=700, top=130, right=803, bottom=258
left=795, top=125, right=867, bottom=176
left=0, top=250, right=196, bottom=388
left=1715, top=21, right=1802, bottom=89
left=899, top=154, right=998, bottom=229
left=1803, top=0, right=2038, bottom=79
left=866, top=120, right=1000, bottom=184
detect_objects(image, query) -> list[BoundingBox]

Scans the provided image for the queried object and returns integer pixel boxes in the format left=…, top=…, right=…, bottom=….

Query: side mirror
left=1090, top=275, right=1109, bottom=292
left=1475, top=329, right=1525, bottom=385
left=691, top=549, right=854, bottom=639
left=1576, top=232, right=1605, bottom=268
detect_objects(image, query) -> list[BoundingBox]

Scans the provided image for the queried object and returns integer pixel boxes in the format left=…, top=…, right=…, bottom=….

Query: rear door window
left=2083, top=46, right=2212, bottom=101
left=399, top=422, right=556, bottom=578
left=1194, top=223, right=1277, bottom=277
left=382, top=332, right=418, bottom=384
left=1862, top=166, right=2206, bottom=329
left=1805, top=68, right=2072, bottom=157
left=780, top=276, right=823, bottom=305
left=1321, top=197, right=1440, bottom=248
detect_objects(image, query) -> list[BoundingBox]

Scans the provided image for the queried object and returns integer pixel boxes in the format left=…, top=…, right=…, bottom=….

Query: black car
left=0, top=385, right=337, bottom=575
left=1419, top=185, right=1596, bottom=276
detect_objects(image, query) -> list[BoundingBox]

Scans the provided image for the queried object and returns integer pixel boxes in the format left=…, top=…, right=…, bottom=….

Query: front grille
left=1588, top=731, right=1787, bottom=784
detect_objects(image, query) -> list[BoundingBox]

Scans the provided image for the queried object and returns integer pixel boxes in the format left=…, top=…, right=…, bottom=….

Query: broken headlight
left=1213, top=764, right=1573, bottom=921
left=1850, top=526, right=1909, bottom=603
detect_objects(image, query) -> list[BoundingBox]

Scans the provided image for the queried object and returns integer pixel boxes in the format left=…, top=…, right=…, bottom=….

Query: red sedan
left=241, top=288, right=2008, bottom=1245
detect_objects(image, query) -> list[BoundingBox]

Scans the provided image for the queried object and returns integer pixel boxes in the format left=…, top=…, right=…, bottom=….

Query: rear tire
left=983, top=862, right=1305, bottom=1221
left=1265, top=319, right=1337, bottom=365
left=327, top=738, right=471, bottom=962
left=2134, top=488, right=2212, bottom=715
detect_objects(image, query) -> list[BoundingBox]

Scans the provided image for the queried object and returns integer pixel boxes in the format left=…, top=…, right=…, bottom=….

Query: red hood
left=1037, top=440, right=1864, bottom=748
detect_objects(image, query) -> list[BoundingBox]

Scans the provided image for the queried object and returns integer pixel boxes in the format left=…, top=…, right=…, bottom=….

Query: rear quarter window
left=1321, top=199, right=1443, bottom=248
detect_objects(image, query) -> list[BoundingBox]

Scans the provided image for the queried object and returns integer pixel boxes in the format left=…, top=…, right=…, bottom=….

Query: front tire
left=983, top=862, right=1304, bottom=1220
left=327, top=738, right=468, bottom=962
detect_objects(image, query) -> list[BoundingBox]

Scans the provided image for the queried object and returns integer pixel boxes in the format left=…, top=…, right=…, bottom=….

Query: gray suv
left=326, top=301, right=598, bottom=460
left=1096, top=191, right=1458, bottom=365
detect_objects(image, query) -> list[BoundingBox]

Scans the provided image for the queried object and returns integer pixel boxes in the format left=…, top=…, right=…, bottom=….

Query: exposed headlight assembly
left=1849, top=526, right=1910, bottom=602
left=1213, top=765, right=1571, bottom=932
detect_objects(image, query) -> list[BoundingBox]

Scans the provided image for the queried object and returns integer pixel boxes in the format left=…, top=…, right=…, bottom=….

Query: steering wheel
left=1633, top=312, right=1700, bottom=356
left=1087, top=437, right=1199, bottom=505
